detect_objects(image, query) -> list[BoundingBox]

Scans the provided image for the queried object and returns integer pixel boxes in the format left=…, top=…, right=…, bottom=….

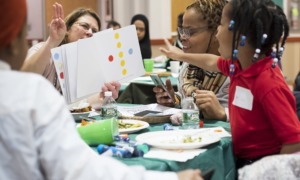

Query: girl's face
left=181, top=8, right=217, bottom=54
left=67, top=15, right=99, bottom=43
left=216, top=4, right=233, bottom=58
left=133, top=20, right=146, bottom=41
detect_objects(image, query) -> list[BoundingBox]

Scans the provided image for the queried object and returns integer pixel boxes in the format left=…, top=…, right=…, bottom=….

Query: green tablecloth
left=114, top=120, right=236, bottom=180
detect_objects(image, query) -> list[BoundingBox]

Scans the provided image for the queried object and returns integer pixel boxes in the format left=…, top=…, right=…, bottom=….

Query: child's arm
left=160, top=39, right=220, bottom=72
left=280, top=142, right=300, bottom=154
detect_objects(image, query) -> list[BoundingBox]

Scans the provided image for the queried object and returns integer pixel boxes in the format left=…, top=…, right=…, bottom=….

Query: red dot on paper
left=60, top=72, right=64, bottom=79
left=108, top=55, right=114, bottom=62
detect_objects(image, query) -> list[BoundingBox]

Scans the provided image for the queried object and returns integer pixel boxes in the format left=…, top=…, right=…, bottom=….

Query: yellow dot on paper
left=119, top=51, right=124, bottom=58
left=120, top=60, right=126, bottom=67
left=114, top=33, right=120, bottom=39
left=122, top=68, right=127, bottom=75
left=117, top=42, right=122, bottom=48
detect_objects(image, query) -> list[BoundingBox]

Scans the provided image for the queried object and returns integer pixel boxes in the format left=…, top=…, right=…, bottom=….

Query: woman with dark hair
left=131, top=14, right=152, bottom=59
left=106, top=20, right=121, bottom=30
left=154, top=0, right=229, bottom=121
left=21, top=3, right=120, bottom=109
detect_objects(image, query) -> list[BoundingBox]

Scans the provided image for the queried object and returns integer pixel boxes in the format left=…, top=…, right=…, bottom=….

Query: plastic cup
left=170, top=61, right=180, bottom=77
left=77, top=118, right=118, bottom=145
left=143, top=59, right=154, bottom=72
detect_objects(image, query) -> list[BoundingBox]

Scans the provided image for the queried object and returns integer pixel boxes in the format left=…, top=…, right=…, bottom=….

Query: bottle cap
left=104, top=91, right=112, bottom=97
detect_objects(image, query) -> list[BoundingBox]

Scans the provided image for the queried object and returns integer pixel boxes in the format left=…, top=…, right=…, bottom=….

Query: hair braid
left=187, top=0, right=226, bottom=32
left=227, top=0, right=289, bottom=62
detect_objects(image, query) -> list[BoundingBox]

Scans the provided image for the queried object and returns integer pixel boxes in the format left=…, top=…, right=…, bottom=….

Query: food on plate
left=214, top=129, right=223, bottom=132
left=80, top=119, right=95, bottom=126
left=118, top=120, right=143, bottom=129
left=182, top=135, right=202, bottom=143
left=161, top=134, right=203, bottom=144
left=70, top=102, right=92, bottom=113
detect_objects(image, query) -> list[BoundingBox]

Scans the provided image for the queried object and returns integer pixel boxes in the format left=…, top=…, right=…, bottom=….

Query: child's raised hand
left=160, top=38, right=184, bottom=61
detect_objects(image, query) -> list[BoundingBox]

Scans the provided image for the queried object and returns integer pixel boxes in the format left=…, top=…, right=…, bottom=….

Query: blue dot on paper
left=54, top=53, right=60, bottom=60
left=128, top=48, right=133, bottom=55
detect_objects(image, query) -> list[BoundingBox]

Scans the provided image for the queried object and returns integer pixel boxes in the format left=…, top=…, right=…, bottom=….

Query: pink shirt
left=26, top=42, right=60, bottom=91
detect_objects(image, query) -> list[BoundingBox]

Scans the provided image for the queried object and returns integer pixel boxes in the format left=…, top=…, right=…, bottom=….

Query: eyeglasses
left=177, top=26, right=208, bottom=39
left=74, top=22, right=98, bottom=33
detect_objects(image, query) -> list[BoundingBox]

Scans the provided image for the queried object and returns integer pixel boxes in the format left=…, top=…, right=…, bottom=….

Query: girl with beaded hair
left=154, top=0, right=230, bottom=122
left=160, top=0, right=300, bottom=169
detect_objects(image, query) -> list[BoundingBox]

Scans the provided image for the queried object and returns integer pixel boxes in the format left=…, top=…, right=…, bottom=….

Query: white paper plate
left=71, top=109, right=95, bottom=121
left=118, top=119, right=149, bottom=134
left=136, top=129, right=220, bottom=150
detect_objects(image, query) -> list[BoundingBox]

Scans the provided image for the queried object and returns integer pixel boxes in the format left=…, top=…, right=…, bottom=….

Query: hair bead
left=228, top=20, right=235, bottom=31
left=233, top=49, right=238, bottom=60
left=271, top=48, right=277, bottom=58
left=278, top=47, right=284, bottom=59
left=230, top=64, right=235, bottom=75
left=261, top=34, right=268, bottom=44
left=240, top=35, right=246, bottom=46
left=272, top=58, right=278, bottom=68
left=252, top=48, right=261, bottom=62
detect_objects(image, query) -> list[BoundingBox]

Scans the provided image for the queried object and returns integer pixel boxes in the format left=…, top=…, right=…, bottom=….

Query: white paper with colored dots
left=51, top=26, right=145, bottom=103
left=62, top=42, right=78, bottom=102
left=51, top=46, right=67, bottom=100
left=76, top=25, right=144, bottom=98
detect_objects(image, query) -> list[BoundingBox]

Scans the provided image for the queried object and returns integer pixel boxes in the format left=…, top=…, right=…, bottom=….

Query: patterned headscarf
left=0, top=0, right=27, bottom=48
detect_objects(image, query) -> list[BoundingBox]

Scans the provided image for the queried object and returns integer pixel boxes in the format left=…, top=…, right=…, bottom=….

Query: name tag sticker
left=233, top=86, right=253, bottom=110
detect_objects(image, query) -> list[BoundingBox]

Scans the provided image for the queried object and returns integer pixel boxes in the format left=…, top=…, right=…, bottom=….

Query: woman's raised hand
left=48, top=2, right=66, bottom=47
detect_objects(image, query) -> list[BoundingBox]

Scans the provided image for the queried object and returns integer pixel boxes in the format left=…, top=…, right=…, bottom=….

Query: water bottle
left=101, top=91, right=118, bottom=119
left=181, top=97, right=199, bottom=129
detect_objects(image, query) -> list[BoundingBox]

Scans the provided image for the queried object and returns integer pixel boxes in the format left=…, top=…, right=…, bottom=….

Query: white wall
left=113, top=0, right=172, bottom=39
left=26, top=0, right=45, bottom=40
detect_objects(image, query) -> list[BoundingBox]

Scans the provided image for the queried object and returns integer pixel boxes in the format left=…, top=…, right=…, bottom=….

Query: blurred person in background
left=131, top=14, right=152, bottom=59
left=106, top=20, right=121, bottom=30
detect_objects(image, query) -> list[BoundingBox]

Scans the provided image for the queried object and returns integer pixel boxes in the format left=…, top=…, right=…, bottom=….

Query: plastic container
left=181, top=97, right=200, bottom=129
left=101, top=91, right=118, bottom=119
